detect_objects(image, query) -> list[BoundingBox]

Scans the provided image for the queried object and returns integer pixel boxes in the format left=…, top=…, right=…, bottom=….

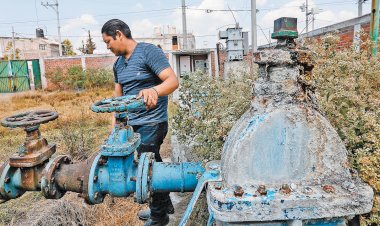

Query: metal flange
left=86, top=154, right=106, bottom=204
left=0, top=161, right=25, bottom=200
left=136, top=152, right=155, bottom=204
left=41, top=155, right=71, bottom=199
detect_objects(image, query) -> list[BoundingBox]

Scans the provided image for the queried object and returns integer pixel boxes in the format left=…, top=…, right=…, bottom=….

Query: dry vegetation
left=0, top=87, right=146, bottom=225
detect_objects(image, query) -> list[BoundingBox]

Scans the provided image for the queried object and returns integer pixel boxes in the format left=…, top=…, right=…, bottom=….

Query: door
left=179, top=55, right=191, bottom=76
left=31, top=60, right=42, bottom=90
left=0, top=61, right=12, bottom=93
left=11, top=60, right=30, bottom=92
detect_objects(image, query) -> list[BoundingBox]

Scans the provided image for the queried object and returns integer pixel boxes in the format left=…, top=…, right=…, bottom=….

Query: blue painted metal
left=0, top=163, right=24, bottom=200
left=305, top=218, right=345, bottom=226
left=136, top=152, right=154, bottom=204
left=179, top=161, right=222, bottom=226
left=150, top=162, right=205, bottom=193
left=100, top=122, right=140, bottom=156
left=207, top=207, right=215, bottom=226
left=87, top=153, right=137, bottom=204
left=91, top=95, right=145, bottom=113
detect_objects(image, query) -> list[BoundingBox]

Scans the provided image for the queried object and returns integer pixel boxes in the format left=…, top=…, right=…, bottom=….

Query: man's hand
left=137, top=87, right=159, bottom=110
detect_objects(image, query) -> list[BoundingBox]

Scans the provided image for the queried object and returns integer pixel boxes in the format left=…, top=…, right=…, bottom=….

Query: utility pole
left=300, top=1, right=315, bottom=34
left=311, top=8, right=321, bottom=31
left=370, top=0, right=379, bottom=57
left=358, top=0, right=363, bottom=16
left=42, top=0, right=62, bottom=57
left=181, top=0, right=188, bottom=50
left=12, top=26, right=16, bottom=60
left=306, top=0, right=309, bottom=33
left=251, top=0, right=257, bottom=52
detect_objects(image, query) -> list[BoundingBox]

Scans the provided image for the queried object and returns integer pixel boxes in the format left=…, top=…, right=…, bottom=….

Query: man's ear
left=115, top=30, right=123, bottom=40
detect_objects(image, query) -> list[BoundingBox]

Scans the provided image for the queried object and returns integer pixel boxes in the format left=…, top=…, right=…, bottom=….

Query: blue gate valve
left=87, top=95, right=207, bottom=208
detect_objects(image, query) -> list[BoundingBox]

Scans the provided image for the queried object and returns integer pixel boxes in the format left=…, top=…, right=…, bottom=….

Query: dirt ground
left=0, top=89, right=189, bottom=226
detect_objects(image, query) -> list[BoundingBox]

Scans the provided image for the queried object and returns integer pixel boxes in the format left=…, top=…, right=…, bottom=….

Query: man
left=101, top=19, right=179, bottom=226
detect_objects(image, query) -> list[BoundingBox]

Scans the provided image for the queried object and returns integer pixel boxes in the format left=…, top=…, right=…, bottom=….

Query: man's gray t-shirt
left=113, top=42, right=170, bottom=125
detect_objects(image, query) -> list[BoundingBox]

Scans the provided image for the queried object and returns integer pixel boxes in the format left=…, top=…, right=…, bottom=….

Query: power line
left=187, top=1, right=357, bottom=13
left=0, top=8, right=179, bottom=25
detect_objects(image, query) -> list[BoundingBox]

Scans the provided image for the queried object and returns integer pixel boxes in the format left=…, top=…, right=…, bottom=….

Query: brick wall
left=44, top=57, right=82, bottom=90
left=42, top=54, right=117, bottom=90
left=85, top=55, right=117, bottom=69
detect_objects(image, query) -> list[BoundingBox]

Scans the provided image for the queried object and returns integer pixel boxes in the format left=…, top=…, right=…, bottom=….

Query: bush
left=65, top=65, right=85, bottom=90
left=48, top=66, right=114, bottom=91
left=307, top=34, right=380, bottom=224
left=84, top=68, right=113, bottom=89
left=49, top=67, right=64, bottom=90
left=172, top=70, right=255, bottom=160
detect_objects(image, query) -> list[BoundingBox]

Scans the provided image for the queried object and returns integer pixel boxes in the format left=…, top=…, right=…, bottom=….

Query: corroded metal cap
left=271, top=17, right=298, bottom=40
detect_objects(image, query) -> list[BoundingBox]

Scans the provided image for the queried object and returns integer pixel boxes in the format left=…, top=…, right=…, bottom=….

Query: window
left=39, top=44, right=47, bottom=50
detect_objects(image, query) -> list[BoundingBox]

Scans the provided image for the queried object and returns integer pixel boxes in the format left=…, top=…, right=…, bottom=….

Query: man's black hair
left=101, top=19, right=132, bottom=39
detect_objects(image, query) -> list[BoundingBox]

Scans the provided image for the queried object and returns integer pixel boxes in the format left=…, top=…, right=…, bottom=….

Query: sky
left=0, top=0, right=373, bottom=54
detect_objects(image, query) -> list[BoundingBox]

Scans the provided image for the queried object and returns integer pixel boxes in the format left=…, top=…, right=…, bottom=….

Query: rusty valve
left=0, top=110, right=58, bottom=168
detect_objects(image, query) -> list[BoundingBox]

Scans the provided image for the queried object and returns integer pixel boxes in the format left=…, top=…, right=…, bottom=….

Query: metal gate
left=0, top=60, right=31, bottom=93
left=31, top=60, right=42, bottom=90
left=0, top=61, right=12, bottom=92
left=11, top=60, right=30, bottom=92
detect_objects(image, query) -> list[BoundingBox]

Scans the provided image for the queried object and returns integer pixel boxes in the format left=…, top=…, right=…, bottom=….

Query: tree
left=62, top=39, right=76, bottom=56
left=3, top=41, right=21, bottom=60
left=85, top=30, right=96, bottom=54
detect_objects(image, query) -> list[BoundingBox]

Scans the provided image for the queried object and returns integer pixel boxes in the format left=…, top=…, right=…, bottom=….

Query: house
left=135, top=26, right=196, bottom=51
left=0, top=30, right=59, bottom=60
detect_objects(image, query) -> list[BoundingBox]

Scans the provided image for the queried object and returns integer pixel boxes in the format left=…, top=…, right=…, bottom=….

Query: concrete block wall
left=217, top=50, right=253, bottom=78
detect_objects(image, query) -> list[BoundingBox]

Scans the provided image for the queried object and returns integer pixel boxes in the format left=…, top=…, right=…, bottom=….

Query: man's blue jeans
left=132, top=121, right=171, bottom=220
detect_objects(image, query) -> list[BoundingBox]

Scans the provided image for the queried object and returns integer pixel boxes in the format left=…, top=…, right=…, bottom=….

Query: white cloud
left=61, top=14, right=98, bottom=32
left=130, top=19, right=157, bottom=38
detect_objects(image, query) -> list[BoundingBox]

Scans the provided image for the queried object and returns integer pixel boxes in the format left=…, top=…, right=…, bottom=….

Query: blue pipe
left=150, top=162, right=205, bottom=193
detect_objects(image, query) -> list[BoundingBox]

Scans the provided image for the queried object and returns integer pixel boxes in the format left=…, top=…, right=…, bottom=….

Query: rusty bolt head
left=280, top=184, right=291, bottom=195
left=322, top=185, right=335, bottom=193
left=234, top=185, right=244, bottom=197
left=257, top=185, right=267, bottom=196
left=4, top=176, right=10, bottom=183
left=234, top=187, right=244, bottom=197
left=93, top=176, right=98, bottom=182
left=130, top=176, right=136, bottom=182
left=214, top=182, right=222, bottom=190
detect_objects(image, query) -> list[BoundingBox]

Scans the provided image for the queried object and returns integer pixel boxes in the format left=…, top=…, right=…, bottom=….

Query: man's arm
left=137, top=67, right=179, bottom=109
